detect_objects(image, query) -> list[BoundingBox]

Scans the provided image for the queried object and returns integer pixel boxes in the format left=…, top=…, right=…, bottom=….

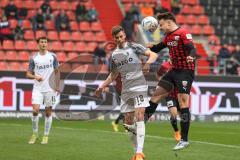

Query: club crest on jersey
left=182, top=81, right=188, bottom=87
left=174, top=36, right=180, bottom=40
left=186, top=34, right=192, bottom=40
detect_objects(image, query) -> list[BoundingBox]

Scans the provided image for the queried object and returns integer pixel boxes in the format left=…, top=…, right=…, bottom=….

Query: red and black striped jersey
left=162, top=27, right=195, bottom=70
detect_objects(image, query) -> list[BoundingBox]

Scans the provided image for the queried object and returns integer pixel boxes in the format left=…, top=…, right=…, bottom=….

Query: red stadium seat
left=186, top=15, right=197, bottom=25
left=14, top=0, right=23, bottom=8
left=24, top=0, right=36, bottom=9
left=95, top=32, right=106, bottom=42
left=70, top=21, right=79, bottom=31
left=27, top=41, right=38, bottom=51
left=9, top=19, right=18, bottom=29
left=70, top=1, right=78, bottom=10
left=83, top=32, right=95, bottom=42
left=22, top=62, right=29, bottom=70
left=71, top=32, right=82, bottom=41
left=36, top=30, right=47, bottom=39
left=47, top=31, right=59, bottom=41
left=50, top=1, right=59, bottom=10
left=27, top=10, right=36, bottom=19
left=68, top=52, right=78, bottom=61
left=87, top=42, right=97, bottom=52
left=91, top=21, right=102, bottom=32
left=181, top=5, right=192, bottom=14
left=176, top=15, right=186, bottom=24
left=6, top=51, right=17, bottom=60
left=191, top=25, right=202, bottom=35
left=3, top=40, right=14, bottom=50
left=75, top=42, right=86, bottom=52
left=181, top=24, right=191, bottom=31
left=203, top=25, right=215, bottom=35
left=0, top=51, right=5, bottom=60
left=8, top=62, right=21, bottom=71
left=18, top=51, right=30, bottom=61
left=22, top=20, right=32, bottom=29
left=56, top=52, right=67, bottom=62
left=66, top=11, right=75, bottom=21
left=63, top=42, right=75, bottom=52
left=59, top=1, right=70, bottom=10
left=51, top=41, right=62, bottom=51
left=45, top=20, right=55, bottom=30
left=78, top=54, right=93, bottom=63
left=198, top=15, right=209, bottom=25
left=0, top=0, right=9, bottom=8
left=0, top=62, right=8, bottom=70
left=79, top=22, right=90, bottom=32
left=24, top=30, right=35, bottom=40
left=192, top=5, right=204, bottom=15
left=208, top=35, right=220, bottom=45
left=187, top=0, right=199, bottom=5
left=59, top=31, right=71, bottom=41
left=15, top=40, right=26, bottom=50
left=36, top=0, right=44, bottom=8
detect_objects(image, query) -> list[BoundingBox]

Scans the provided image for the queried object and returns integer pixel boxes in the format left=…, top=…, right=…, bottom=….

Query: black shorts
left=165, top=96, right=180, bottom=112
left=158, top=69, right=194, bottom=94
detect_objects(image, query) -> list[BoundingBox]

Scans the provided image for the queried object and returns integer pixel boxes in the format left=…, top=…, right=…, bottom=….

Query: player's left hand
left=187, top=56, right=195, bottom=63
left=143, top=63, right=150, bottom=75
left=95, top=87, right=103, bottom=97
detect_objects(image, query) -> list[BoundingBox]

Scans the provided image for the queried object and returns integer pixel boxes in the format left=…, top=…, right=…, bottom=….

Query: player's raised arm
left=148, top=42, right=167, bottom=53
left=142, top=49, right=158, bottom=74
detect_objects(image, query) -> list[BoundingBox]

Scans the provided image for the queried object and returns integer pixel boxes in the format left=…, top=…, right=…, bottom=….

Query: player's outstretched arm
left=142, top=49, right=158, bottom=74
left=148, top=42, right=167, bottom=53
left=95, top=70, right=119, bottom=97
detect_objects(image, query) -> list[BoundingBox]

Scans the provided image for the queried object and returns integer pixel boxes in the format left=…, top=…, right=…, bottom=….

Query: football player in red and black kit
left=144, top=12, right=196, bottom=150
left=156, top=61, right=181, bottom=142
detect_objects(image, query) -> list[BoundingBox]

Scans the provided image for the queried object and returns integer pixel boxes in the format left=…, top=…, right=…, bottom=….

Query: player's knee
left=32, top=111, right=39, bottom=116
left=170, top=116, right=177, bottom=124
left=180, top=113, right=189, bottom=122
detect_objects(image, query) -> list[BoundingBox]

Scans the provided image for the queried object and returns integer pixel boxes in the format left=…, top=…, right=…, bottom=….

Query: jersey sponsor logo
left=36, top=64, right=53, bottom=70
left=186, top=34, right=192, bottom=40
left=113, top=57, right=133, bottom=68
left=167, top=41, right=178, bottom=46
left=174, top=36, right=180, bottom=40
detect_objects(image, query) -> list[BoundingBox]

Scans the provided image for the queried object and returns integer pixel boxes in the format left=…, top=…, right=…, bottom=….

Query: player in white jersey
left=26, top=37, right=59, bottom=144
left=95, top=26, right=158, bottom=160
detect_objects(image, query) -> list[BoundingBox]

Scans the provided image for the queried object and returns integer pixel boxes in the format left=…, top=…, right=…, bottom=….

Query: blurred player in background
left=156, top=61, right=181, bottom=142
left=111, top=75, right=125, bottom=132
left=144, top=12, right=196, bottom=150
left=96, top=25, right=158, bottom=160
left=26, top=37, right=59, bottom=144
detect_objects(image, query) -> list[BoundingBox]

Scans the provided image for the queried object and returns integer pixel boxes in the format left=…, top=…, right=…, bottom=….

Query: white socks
left=136, top=121, right=145, bottom=153
left=32, top=115, right=39, bottom=134
left=44, top=116, right=52, bottom=136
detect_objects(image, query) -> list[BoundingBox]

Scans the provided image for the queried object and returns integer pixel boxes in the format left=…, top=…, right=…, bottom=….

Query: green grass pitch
left=0, top=118, right=239, bottom=160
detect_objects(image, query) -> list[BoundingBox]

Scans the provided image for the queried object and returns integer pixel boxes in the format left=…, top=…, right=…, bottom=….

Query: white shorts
left=32, top=90, right=56, bottom=107
left=120, top=94, right=149, bottom=113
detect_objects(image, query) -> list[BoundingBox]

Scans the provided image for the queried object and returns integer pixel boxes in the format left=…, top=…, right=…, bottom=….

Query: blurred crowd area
left=119, top=0, right=240, bottom=76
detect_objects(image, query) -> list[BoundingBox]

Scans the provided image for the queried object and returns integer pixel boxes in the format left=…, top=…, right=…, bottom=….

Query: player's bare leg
left=28, top=104, right=40, bottom=144
left=41, top=106, right=53, bottom=144
left=173, top=93, right=190, bottom=150
left=169, top=107, right=181, bottom=142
